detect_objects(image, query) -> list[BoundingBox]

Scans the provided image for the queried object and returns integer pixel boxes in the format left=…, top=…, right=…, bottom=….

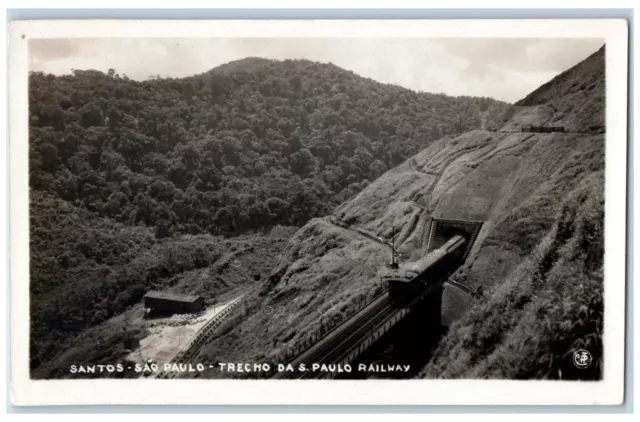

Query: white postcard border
left=8, top=18, right=629, bottom=406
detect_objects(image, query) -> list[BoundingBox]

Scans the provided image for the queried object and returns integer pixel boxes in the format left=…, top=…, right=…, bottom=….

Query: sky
left=29, top=37, right=604, bottom=103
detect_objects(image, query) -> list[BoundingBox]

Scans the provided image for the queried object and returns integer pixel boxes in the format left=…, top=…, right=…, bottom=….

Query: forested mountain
left=29, top=58, right=507, bottom=236
left=29, top=58, right=508, bottom=375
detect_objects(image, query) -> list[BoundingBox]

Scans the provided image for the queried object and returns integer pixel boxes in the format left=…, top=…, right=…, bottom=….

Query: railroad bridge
left=270, top=218, right=483, bottom=379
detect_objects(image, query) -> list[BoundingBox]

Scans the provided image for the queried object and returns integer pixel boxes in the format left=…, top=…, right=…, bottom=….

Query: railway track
left=156, top=296, right=244, bottom=379
left=274, top=294, right=392, bottom=379
left=275, top=281, right=441, bottom=380
left=297, top=301, right=396, bottom=379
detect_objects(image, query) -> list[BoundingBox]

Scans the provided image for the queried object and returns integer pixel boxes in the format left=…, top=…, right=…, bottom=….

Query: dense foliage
left=29, top=58, right=507, bottom=237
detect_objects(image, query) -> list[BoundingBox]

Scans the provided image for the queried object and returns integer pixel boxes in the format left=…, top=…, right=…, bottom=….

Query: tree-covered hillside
left=29, top=58, right=508, bottom=237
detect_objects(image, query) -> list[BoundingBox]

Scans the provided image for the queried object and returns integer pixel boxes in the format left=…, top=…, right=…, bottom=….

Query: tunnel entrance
left=337, top=219, right=483, bottom=380
left=426, top=219, right=483, bottom=260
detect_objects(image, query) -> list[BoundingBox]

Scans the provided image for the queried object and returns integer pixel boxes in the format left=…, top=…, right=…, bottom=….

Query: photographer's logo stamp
left=573, top=349, right=593, bottom=369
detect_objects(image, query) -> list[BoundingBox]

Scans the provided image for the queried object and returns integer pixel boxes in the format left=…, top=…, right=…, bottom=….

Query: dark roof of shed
left=143, top=290, right=203, bottom=303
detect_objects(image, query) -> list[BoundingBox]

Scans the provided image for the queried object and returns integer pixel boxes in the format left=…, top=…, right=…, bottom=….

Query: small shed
left=143, top=291, right=205, bottom=315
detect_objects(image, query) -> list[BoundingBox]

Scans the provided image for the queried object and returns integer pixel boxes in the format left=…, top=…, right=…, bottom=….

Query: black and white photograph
left=8, top=18, right=629, bottom=406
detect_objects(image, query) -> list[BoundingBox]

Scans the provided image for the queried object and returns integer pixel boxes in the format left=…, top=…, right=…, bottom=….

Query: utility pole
left=390, top=226, right=398, bottom=269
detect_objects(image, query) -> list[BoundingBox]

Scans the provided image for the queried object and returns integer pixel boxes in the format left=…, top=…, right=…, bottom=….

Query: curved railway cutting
left=325, top=216, right=394, bottom=254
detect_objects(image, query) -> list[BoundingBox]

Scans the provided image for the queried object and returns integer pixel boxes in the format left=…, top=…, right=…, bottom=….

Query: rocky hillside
left=197, top=46, right=605, bottom=380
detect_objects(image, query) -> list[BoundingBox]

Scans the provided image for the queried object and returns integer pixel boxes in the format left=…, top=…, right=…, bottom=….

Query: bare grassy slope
left=516, top=46, right=605, bottom=132
left=197, top=46, right=605, bottom=378
left=423, top=173, right=603, bottom=379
